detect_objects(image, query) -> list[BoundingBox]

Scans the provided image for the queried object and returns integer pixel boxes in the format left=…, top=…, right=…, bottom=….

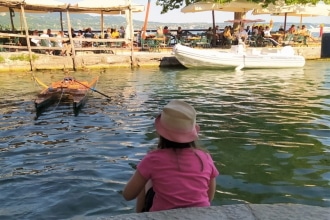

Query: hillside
left=0, top=12, right=321, bottom=33
left=0, top=12, right=211, bottom=31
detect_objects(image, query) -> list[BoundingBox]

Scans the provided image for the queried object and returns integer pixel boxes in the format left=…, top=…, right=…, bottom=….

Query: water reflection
left=0, top=61, right=329, bottom=219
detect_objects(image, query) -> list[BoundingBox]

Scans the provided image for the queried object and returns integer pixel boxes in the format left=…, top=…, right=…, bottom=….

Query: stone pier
left=97, top=204, right=330, bottom=220
left=0, top=46, right=325, bottom=72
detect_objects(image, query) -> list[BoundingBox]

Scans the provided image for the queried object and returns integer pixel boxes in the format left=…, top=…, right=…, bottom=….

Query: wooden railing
left=0, top=32, right=131, bottom=54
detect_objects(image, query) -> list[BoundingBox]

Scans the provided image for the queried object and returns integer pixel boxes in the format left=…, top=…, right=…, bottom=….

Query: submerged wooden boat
left=34, top=76, right=99, bottom=116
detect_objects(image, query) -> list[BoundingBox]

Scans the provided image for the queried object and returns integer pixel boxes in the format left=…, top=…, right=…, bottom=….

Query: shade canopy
left=0, top=0, right=67, bottom=12
left=252, top=1, right=330, bottom=31
left=252, top=2, right=330, bottom=17
left=68, top=0, right=144, bottom=14
left=181, top=0, right=262, bottom=13
left=0, top=0, right=144, bottom=14
left=225, top=18, right=265, bottom=23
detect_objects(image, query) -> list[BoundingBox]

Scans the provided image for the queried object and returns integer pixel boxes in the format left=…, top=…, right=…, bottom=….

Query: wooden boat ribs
left=34, top=76, right=99, bottom=117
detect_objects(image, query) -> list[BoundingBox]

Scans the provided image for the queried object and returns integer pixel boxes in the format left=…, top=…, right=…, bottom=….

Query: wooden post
left=284, top=12, right=287, bottom=36
left=234, top=12, right=246, bottom=29
left=20, top=9, right=23, bottom=34
left=21, top=5, right=33, bottom=71
left=128, top=1, right=135, bottom=68
left=66, top=9, right=76, bottom=71
left=212, top=10, right=216, bottom=47
left=142, top=0, right=151, bottom=39
left=101, top=11, right=104, bottom=39
left=60, top=12, right=64, bottom=32
left=9, top=8, right=15, bottom=33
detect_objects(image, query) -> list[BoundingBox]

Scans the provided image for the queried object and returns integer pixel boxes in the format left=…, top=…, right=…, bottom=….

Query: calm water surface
left=0, top=61, right=329, bottom=219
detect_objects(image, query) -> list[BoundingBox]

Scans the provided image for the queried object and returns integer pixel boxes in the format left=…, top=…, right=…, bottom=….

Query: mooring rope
left=52, top=88, right=65, bottom=111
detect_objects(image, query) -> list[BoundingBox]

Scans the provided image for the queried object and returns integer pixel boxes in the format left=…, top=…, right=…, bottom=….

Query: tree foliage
left=156, top=0, right=330, bottom=13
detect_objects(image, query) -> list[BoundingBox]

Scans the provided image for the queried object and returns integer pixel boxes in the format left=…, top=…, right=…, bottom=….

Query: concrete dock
left=0, top=45, right=324, bottom=72
left=97, top=204, right=330, bottom=220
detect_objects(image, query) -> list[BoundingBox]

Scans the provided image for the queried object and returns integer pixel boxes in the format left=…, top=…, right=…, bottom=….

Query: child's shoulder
left=194, top=149, right=212, bottom=158
left=146, top=148, right=166, bottom=156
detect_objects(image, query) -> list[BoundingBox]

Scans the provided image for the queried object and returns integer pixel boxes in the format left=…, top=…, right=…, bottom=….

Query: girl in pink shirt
left=123, top=100, right=219, bottom=212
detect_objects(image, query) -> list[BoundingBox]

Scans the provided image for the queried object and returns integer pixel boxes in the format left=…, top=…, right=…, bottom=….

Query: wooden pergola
left=0, top=0, right=144, bottom=70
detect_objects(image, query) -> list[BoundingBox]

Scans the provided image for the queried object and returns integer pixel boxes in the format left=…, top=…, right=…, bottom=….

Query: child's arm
left=123, top=170, right=148, bottom=201
left=208, top=177, right=216, bottom=201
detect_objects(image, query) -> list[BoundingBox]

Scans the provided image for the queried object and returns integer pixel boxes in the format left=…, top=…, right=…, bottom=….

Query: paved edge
left=92, top=204, right=330, bottom=220
left=0, top=46, right=327, bottom=72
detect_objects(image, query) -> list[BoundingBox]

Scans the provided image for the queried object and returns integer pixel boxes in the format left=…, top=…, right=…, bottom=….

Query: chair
left=111, top=41, right=122, bottom=48
left=164, top=34, right=172, bottom=47
left=294, top=34, right=308, bottom=47
left=145, top=39, right=159, bottom=52
left=222, top=37, right=232, bottom=49
left=0, top=38, right=4, bottom=52
left=247, top=35, right=256, bottom=47
left=40, top=39, right=49, bottom=54
left=180, top=36, right=192, bottom=47
left=196, top=36, right=211, bottom=48
left=140, top=38, right=148, bottom=51
left=260, top=38, right=274, bottom=47
left=282, top=34, right=295, bottom=46
left=175, top=35, right=182, bottom=44
left=165, top=36, right=173, bottom=47
left=158, top=37, right=167, bottom=48
left=251, top=36, right=273, bottom=47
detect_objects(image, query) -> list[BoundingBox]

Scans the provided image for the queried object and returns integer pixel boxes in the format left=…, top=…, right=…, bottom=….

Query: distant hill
left=0, top=12, right=322, bottom=32
left=0, top=13, right=131, bottom=31
left=0, top=12, right=221, bottom=31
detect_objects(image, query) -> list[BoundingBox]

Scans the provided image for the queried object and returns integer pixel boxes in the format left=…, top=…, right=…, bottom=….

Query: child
left=123, top=100, right=219, bottom=212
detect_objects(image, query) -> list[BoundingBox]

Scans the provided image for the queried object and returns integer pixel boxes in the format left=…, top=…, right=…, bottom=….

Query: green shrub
left=0, top=56, right=5, bottom=63
left=9, top=54, right=38, bottom=61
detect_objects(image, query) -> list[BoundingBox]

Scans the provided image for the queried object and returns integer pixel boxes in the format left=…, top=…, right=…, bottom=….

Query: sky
left=58, top=0, right=330, bottom=25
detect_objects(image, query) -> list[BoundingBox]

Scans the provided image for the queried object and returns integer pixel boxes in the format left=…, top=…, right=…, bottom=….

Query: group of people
left=29, top=26, right=126, bottom=55
left=139, top=25, right=173, bottom=47
left=199, top=22, right=312, bottom=48
left=30, top=28, right=72, bottom=56
left=203, top=25, right=245, bottom=47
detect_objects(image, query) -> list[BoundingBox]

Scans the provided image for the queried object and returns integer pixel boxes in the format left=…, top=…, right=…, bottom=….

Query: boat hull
left=173, top=44, right=305, bottom=69
left=34, top=76, right=99, bottom=117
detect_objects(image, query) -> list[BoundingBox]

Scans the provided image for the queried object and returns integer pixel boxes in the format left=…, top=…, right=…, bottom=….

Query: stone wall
left=0, top=46, right=322, bottom=72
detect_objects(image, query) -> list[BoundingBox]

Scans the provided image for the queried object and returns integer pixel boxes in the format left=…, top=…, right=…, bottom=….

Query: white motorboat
left=172, top=44, right=305, bottom=70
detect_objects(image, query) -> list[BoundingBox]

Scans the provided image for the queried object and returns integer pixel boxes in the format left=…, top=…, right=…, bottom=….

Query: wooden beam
left=20, top=5, right=33, bottom=71
left=66, top=8, right=76, bottom=71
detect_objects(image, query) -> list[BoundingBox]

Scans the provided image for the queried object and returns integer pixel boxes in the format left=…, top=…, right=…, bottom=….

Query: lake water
left=0, top=62, right=329, bottom=219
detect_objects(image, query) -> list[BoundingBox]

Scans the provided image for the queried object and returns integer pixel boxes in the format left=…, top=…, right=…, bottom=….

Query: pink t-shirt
left=137, top=148, right=219, bottom=212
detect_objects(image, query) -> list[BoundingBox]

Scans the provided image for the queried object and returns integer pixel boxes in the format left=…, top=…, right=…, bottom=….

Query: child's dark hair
left=157, top=136, right=206, bottom=172
left=157, top=136, right=196, bottom=149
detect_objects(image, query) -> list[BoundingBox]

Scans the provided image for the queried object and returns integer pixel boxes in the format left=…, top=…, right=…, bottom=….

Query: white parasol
left=181, top=0, right=262, bottom=13
left=252, top=1, right=330, bottom=31
left=181, top=0, right=263, bottom=41
left=224, top=18, right=265, bottom=23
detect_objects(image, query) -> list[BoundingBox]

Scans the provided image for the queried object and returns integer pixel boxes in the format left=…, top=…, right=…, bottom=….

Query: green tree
left=156, top=0, right=330, bottom=13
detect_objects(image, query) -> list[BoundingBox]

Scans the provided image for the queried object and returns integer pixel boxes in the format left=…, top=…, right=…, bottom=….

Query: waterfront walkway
left=98, top=204, right=330, bottom=220
left=0, top=45, right=324, bottom=72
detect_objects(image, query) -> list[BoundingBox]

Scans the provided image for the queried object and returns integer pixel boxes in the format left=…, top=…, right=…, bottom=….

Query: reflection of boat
left=34, top=76, right=99, bottom=116
left=173, top=44, right=305, bottom=70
